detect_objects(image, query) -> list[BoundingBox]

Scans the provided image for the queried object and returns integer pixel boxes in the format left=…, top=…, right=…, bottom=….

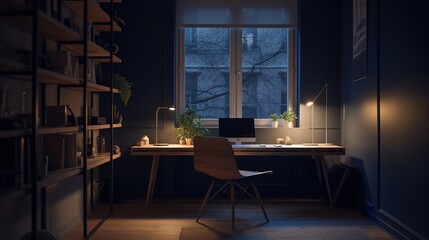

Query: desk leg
left=146, top=155, right=160, bottom=207
left=316, top=156, right=333, bottom=207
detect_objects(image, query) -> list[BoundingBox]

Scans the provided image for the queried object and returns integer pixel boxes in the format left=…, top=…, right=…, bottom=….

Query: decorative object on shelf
left=87, top=137, right=96, bottom=157
left=112, top=15, right=126, bottom=27
left=0, top=85, right=31, bottom=129
left=1, top=0, right=123, bottom=235
left=63, top=17, right=80, bottom=34
left=282, top=109, right=297, bottom=128
left=176, top=108, right=209, bottom=145
left=77, top=116, right=107, bottom=125
left=44, top=133, right=77, bottom=171
left=97, top=135, right=106, bottom=154
left=103, top=74, right=132, bottom=106
left=113, top=105, right=122, bottom=124
left=276, top=138, right=285, bottom=144
left=155, top=106, right=176, bottom=146
left=104, top=43, right=119, bottom=54
left=46, top=50, right=74, bottom=76
left=306, top=83, right=331, bottom=145
left=46, top=105, right=76, bottom=127
left=269, top=113, right=280, bottom=128
left=112, top=144, right=120, bottom=154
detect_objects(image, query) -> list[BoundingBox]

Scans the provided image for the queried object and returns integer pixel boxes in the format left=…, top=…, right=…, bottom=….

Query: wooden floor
left=62, top=199, right=394, bottom=240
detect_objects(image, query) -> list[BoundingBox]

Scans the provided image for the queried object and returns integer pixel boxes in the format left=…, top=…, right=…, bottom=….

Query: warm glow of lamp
left=155, top=106, right=175, bottom=146
left=306, top=83, right=331, bottom=146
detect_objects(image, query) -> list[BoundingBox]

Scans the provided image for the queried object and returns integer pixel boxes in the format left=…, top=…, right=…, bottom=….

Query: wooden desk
left=130, top=144, right=345, bottom=207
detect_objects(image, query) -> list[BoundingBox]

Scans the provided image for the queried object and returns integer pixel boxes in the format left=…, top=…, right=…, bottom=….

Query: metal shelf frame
left=0, top=0, right=121, bottom=239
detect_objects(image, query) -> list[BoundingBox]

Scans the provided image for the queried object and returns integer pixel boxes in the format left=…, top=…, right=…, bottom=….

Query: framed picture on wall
left=353, top=0, right=367, bottom=81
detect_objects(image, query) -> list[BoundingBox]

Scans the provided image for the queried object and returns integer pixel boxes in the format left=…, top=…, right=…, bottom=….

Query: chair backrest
left=193, top=136, right=242, bottom=180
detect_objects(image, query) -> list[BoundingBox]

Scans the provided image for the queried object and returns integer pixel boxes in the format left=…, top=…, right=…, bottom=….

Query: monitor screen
left=218, top=118, right=256, bottom=144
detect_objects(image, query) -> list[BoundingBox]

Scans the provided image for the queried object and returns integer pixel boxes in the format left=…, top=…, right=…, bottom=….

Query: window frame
left=176, top=27, right=298, bottom=127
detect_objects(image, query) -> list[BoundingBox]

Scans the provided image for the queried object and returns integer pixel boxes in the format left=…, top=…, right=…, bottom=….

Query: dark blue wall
left=104, top=0, right=340, bottom=198
left=100, top=0, right=429, bottom=238
left=341, top=0, right=429, bottom=239
left=104, top=0, right=342, bottom=199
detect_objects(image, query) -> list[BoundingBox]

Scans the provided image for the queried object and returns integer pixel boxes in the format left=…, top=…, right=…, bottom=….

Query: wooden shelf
left=38, top=126, right=81, bottom=135
left=1, top=11, right=81, bottom=42
left=38, top=153, right=121, bottom=188
left=0, top=0, right=122, bottom=235
left=62, top=41, right=122, bottom=63
left=39, top=167, right=82, bottom=188
left=63, top=0, right=122, bottom=32
left=87, top=124, right=122, bottom=130
left=0, top=4, right=121, bottom=62
left=0, top=57, right=81, bottom=84
left=1, top=58, right=119, bottom=92
left=0, top=57, right=31, bottom=72
left=0, top=129, right=31, bottom=138
left=38, top=68, right=82, bottom=84
left=87, top=153, right=121, bottom=170
left=35, top=124, right=122, bottom=134
left=87, top=82, right=119, bottom=93
left=0, top=124, right=121, bottom=137
left=58, top=82, right=120, bottom=93
left=0, top=184, right=30, bottom=194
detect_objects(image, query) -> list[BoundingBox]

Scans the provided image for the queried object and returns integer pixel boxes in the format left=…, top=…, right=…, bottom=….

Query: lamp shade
left=306, top=83, right=329, bottom=145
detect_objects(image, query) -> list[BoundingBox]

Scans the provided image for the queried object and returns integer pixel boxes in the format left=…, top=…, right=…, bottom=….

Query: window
left=176, top=0, right=298, bottom=126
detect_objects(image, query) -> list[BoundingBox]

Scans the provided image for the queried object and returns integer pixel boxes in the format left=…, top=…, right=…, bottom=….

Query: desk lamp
left=155, top=106, right=175, bottom=146
left=306, top=83, right=331, bottom=146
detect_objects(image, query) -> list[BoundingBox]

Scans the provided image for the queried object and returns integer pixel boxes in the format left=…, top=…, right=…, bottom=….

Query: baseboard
left=361, top=202, right=425, bottom=240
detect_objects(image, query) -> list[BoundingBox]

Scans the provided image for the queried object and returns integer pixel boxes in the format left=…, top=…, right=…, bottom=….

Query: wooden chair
left=193, top=136, right=273, bottom=230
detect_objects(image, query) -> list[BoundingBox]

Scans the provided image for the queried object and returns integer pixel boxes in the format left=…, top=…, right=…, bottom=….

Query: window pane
left=184, top=28, right=230, bottom=118
left=242, top=28, right=288, bottom=118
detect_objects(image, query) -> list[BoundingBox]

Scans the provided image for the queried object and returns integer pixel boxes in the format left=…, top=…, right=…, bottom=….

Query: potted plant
left=176, top=108, right=209, bottom=145
left=282, top=110, right=297, bottom=128
left=103, top=73, right=132, bottom=106
left=175, top=126, right=186, bottom=144
left=269, top=113, right=280, bottom=128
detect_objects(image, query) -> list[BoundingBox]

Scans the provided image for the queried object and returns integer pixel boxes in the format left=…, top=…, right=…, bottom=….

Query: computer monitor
left=218, top=118, right=256, bottom=144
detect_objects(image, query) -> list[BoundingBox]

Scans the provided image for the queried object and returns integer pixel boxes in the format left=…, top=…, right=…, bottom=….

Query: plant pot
left=285, top=121, right=293, bottom=128
left=272, top=120, right=278, bottom=128
left=185, top=137, right=193, bottom=145
left=179, top=138, right=186, bottom=145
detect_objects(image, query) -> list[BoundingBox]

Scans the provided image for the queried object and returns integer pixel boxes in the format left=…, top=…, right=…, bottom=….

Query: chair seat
left=239, top=170, right=273, bottom=178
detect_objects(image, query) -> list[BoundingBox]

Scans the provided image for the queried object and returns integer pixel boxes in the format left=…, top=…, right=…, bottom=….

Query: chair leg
left=251, top=181, right=269, bottom=223
left=231, top=180, right=235, bottom=230
left=196, top=180, right=215, bottom=222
